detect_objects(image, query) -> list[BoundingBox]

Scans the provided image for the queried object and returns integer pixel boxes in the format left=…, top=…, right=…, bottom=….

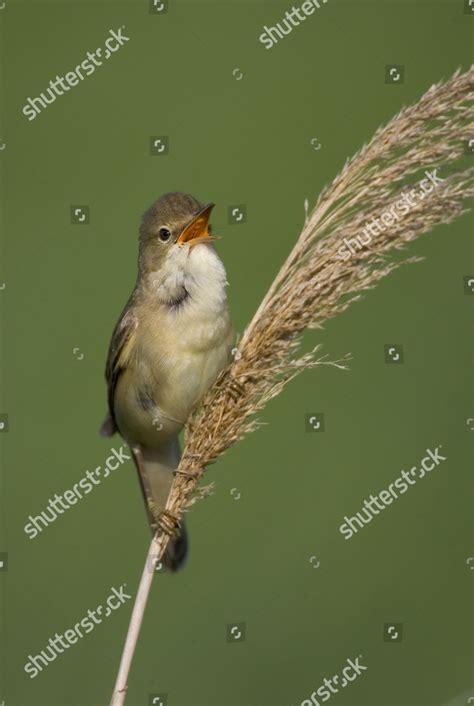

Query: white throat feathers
left=149, top=243, right=228, bottom=314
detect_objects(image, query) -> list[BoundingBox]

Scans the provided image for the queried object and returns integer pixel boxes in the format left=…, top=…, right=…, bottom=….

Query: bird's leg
left=130, top=445, right=158, bottom=532
left=131, top=445, right=181, bottom=535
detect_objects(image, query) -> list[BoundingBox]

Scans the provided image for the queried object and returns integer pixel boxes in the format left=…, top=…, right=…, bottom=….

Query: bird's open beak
left=177, top=203, right=219, bottom=248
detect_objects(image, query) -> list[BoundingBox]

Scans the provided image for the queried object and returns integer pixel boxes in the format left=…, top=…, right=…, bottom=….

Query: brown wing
left=100, top=294, right=139, bottom=436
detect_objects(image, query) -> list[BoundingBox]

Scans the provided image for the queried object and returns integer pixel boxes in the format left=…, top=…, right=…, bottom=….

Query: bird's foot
left=149, top=503, right=181, bottom=537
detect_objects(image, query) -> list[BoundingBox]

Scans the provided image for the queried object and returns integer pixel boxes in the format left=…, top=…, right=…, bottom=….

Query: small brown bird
left=101, top=192, right=233, bottom=571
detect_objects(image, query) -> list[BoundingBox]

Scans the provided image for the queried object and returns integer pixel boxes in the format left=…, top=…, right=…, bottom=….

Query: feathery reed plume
left=110, top=66, right=474, bottom=705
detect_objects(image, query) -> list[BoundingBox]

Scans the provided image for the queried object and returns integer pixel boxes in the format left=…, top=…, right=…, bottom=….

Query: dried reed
left=110, top=66, right=474, bottom=706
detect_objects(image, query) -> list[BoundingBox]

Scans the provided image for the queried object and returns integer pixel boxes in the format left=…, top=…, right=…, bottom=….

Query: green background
left=0, top=0, right=472, bottom=705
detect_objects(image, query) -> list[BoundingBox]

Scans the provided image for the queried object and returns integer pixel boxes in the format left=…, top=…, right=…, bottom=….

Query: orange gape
left=177, top=202, right=220, bottom=247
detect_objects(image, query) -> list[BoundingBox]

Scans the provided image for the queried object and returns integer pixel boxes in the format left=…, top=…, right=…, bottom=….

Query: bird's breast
left=146, top=299, right=233, bottom=409
left=114, top=243, right=233, bottom=446
left=115, top=297, right=233, bottom=446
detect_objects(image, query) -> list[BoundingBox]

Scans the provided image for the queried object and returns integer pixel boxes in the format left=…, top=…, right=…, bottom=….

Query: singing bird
left=101, top=192, right=233, bottom=571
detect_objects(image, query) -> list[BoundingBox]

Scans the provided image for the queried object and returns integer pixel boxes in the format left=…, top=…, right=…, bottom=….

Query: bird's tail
left=133, top=437, right=188, bottom=573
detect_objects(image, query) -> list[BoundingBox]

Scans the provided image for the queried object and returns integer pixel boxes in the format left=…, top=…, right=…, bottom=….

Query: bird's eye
left=159, top=227, right=171, bottom=242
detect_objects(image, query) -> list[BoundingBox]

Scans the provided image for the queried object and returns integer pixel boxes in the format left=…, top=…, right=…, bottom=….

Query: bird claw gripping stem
left=227, top=375, right=246, bottom=402
left=151, top=506, right=181, bottom=537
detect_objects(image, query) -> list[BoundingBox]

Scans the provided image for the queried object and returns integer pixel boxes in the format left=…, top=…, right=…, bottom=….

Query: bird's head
left=137, top=192, right=227, bottom=307
left=138, top=192, right=218, bottom=276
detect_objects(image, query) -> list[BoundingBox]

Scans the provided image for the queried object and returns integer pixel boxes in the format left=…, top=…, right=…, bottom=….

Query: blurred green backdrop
left=0, top=1, right=472, bottom=705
